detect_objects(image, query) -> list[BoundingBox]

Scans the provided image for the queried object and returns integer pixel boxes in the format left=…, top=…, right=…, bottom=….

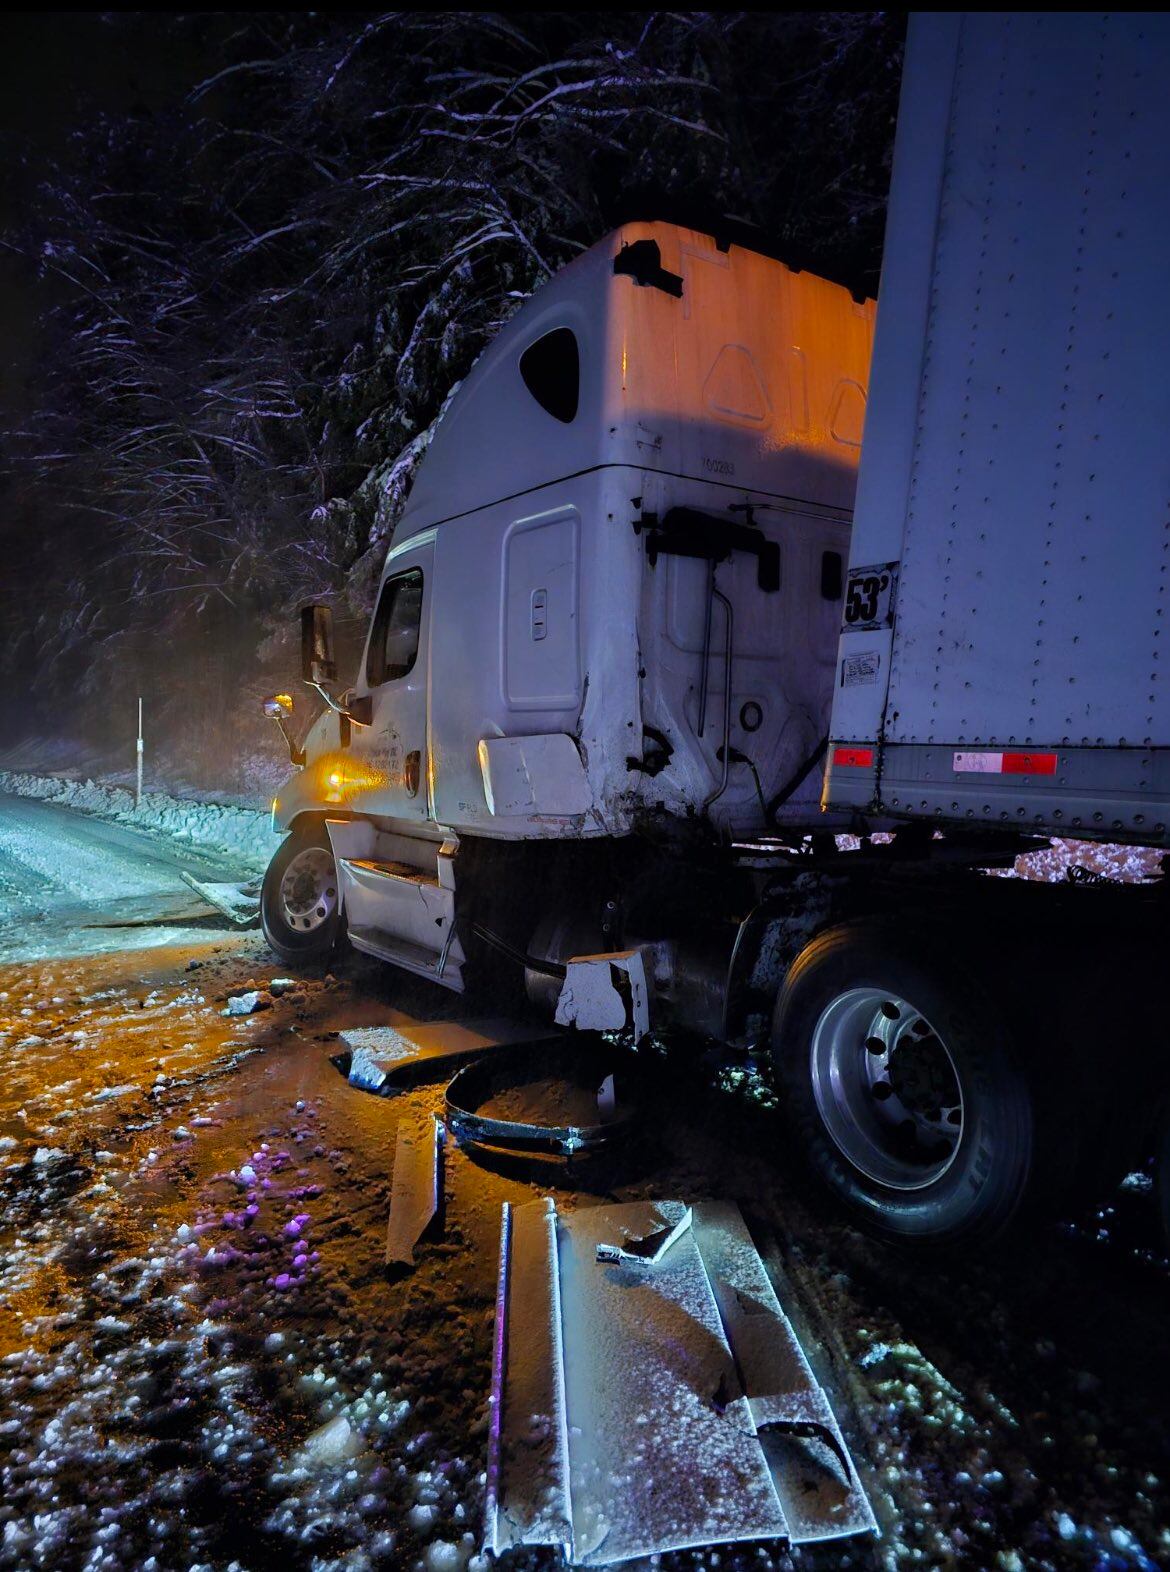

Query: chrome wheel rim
left=278, top=847, right=337, bottom=934
left=810, top=987, right=965, bottom=1190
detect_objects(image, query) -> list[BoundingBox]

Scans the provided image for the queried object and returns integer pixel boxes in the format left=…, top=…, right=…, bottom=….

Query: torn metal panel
left=488, top=1198, right=875, bottom=1566
left=384, top=1115, right=443, bottom=1267
left=690, top=1201, right=878, bottom=1545
left=555, top=949, right=651, bottom=1041
left=341, top=1017, right=546, bottom=1091
left=558, top=1200, right=788, bottom=1565
left=486, top=1199, right=573, bottom=1557
left=75, top=891, right=220, bottom=929
left=595, top=1201, right=691, bottom=1266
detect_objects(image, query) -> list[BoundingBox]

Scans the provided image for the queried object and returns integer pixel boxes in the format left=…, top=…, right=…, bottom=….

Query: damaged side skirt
left=486, top=1197, right=876, bottom=1565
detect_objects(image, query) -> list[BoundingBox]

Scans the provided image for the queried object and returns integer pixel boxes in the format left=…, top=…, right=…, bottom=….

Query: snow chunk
left=223, top=991, right=263, bottom=1017
left=298, top=1414, right=363, bottom=1467
left=425, top=1541, right=470, bottom=1572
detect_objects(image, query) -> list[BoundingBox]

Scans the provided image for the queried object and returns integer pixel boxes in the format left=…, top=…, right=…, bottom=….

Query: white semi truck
left=262, top=11, right=1170, bottom=1246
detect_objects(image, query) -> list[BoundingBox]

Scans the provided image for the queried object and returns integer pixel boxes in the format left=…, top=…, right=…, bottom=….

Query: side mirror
left=261, top=692, right=305, bottom=767
left=301, top=604, right=336, bottom=686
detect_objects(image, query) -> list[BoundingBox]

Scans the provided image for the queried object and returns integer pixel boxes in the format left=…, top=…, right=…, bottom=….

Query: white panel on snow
left=341, top=1018, right=547, bottom=1088
left=689, top=1202, right=877, bottom=1545
left=486, top=1200, right=572, bottom=1556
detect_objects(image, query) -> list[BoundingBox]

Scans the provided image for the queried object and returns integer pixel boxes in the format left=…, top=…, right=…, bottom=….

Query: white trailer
left=826, top=11, right=1170, bottom=839
left=261, top=15, right=1170, bottom=1247
left=771, top=10, right=1170, bottom=1246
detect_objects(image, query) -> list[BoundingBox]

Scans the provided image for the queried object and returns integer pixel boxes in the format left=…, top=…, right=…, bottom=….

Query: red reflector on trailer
left=832, top=745, right=874, bottom=768
left=952, top=750, right=1058, bottom=776
left=1002, top=751, right=1057, bottom=775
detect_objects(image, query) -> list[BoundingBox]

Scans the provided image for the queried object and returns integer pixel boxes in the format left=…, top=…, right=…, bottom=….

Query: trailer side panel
left=828, top=12, right=1170, bottom=843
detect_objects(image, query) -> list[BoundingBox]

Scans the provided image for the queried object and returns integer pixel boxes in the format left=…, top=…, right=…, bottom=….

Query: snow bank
left=0, top=771, right=275, bottom=869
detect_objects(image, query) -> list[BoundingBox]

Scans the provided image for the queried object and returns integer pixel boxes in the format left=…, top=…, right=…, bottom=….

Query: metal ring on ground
left=445, top=1038, right=636, bottom=1157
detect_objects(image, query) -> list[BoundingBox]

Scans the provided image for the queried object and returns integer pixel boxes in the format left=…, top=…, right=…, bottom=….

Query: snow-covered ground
left=0, top=770, right=274, bottom=869
left=0, top=786, right=271, bottom=964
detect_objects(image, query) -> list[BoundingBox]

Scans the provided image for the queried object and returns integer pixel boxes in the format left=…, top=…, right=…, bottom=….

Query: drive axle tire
left=261, top=821, right=344, bottom=963
left=771, top=919, right=1033, bottom=1247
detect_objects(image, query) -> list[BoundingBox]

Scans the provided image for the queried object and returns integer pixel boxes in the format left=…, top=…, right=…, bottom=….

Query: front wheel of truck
left=261, top=821, right=344, bottom=963
left=771, top=919, right=1036, bottom=1247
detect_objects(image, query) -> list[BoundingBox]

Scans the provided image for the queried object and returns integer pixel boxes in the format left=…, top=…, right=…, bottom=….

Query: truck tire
left=771, top=919, right=1033, bottom=1246
left=261, top=821, right=344, bottom=964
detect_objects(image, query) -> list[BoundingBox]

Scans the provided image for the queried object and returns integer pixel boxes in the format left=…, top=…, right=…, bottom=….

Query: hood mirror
left=261, top=692, right=304, bottom=767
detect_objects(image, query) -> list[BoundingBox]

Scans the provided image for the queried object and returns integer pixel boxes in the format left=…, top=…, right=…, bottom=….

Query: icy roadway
left=0, top=792, right=1168, bottom=1572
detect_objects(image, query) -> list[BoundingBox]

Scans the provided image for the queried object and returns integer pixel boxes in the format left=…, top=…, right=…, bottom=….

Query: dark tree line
left=0, top=11, right=902, bottom=782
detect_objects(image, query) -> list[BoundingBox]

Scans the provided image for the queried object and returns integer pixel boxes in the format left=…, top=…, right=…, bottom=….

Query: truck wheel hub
left=810, top=987, right=965, bottom=1190
left=279, top=847, right=338, bottom=933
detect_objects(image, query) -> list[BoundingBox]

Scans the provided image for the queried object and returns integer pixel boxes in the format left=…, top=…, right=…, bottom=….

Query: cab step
left=326, top=822, right=464, bottom=990
left=347, top=925, right=465, bottom=991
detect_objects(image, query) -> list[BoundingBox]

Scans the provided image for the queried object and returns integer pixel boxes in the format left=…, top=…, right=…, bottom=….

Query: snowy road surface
left=0, top=866, right=1167, bottom=1567
left=0, top=792, right=262, bottom=963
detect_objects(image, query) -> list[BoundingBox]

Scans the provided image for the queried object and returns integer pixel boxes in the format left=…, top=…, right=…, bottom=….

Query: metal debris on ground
left=178, top=871, right=262, bottom=926
left=384, top=1115, right=444, bottom=1267
left=445, top=1039, right=635, bottom=1158
left=75, top=890, right=222, bottom=929
left=347, top=1042, right=391, bottom=1093
left=339, top=1018, right=548, bottom=1093
left=595, top=1201, right=692, bottom=1265
left=486, top=1197, right=876, bottom=1565
left=486, top=1200, right=573, bottom=1557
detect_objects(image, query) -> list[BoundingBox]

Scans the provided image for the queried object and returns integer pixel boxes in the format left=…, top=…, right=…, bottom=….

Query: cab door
left=350, top=534, right=433, bottom=823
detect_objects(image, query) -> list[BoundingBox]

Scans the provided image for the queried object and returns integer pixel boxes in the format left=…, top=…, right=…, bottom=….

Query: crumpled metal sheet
left=690, top=1201, right=876, bottom=1545
left=486, top=1197, right=876, bottom=1566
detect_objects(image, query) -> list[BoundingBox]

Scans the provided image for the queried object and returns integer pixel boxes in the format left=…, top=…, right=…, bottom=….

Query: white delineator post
left=135, top=697, right=144, bottom=810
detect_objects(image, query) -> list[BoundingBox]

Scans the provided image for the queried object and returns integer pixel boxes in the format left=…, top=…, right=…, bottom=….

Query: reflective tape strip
left=832, top=745, right=875, bottom=768
left=1003, top=751, right=1058, bottom=775
left=953, top=750, right=1058, bottom=775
